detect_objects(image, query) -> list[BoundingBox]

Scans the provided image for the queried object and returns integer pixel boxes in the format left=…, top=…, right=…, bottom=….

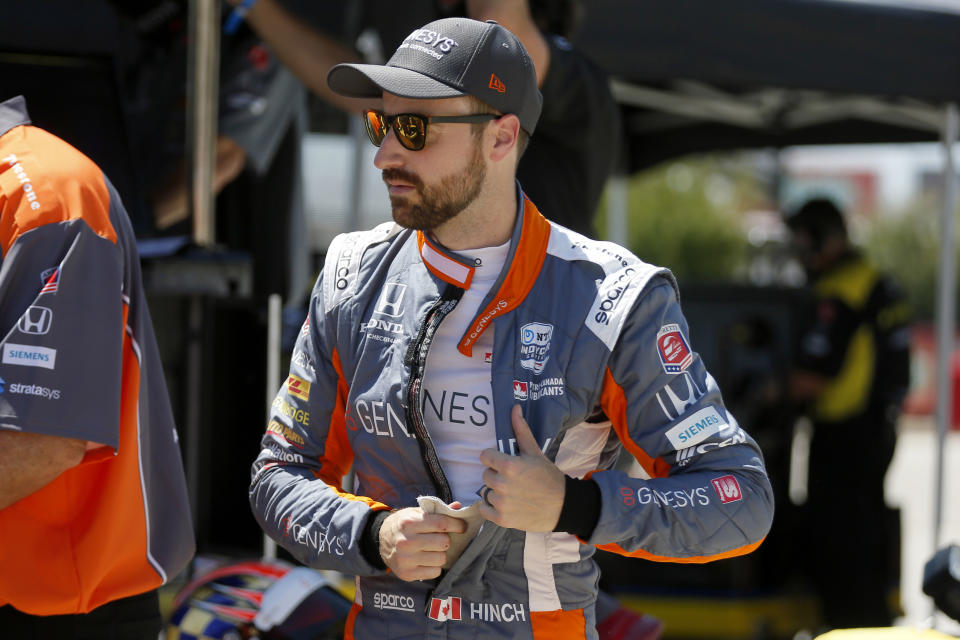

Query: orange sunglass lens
left=395, top=115, right=426, bottom=150
left=365, top=111, right=386, bottom=145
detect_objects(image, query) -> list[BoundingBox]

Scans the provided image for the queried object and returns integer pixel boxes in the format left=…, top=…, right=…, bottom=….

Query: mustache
left=382, top=168, right=423, bottom=190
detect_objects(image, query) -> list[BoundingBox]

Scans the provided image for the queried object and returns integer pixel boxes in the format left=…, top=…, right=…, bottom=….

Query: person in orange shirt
left=0, top=95, right=195, bottom=639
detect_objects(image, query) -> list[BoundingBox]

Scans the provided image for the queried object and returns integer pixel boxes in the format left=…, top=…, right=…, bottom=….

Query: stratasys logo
left=8, top=382, right=61, bottom=400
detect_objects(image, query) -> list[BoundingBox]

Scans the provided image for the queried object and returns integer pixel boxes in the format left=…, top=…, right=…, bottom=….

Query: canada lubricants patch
left=656, top=324, right=693, bottom=374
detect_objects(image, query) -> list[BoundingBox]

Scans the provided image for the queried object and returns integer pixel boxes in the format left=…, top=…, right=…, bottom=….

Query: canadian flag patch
left=513, top=380, right=528, bottom=400
left=428, top=596, right=462, bottom=622
left=711, top=475, right=743, bottom=504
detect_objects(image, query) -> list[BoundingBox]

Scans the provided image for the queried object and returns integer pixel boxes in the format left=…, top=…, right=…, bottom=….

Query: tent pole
left=934, top=104, right=957, bottom=561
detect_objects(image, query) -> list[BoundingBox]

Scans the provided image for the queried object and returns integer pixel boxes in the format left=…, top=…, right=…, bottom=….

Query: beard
left=382, top=143, right=486, bottom=231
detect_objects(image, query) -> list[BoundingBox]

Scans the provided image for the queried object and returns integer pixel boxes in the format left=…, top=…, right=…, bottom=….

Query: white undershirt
left=421, top=240, right=509, bottom=506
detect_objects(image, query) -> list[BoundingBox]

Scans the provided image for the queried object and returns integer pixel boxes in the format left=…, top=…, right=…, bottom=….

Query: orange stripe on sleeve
left=318, top=349, right=389, bottom=511
left=594, top=538, right=766, bottom=564
left=600, top=367, right=671, bottom=479
left=531, top=609, right=588, bottom=640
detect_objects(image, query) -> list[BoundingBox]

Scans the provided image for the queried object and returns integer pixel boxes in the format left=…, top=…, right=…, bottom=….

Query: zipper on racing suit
left=404, top=286, right=463, bottom=504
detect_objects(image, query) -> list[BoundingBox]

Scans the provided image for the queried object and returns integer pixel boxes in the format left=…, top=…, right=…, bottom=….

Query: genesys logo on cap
left=711, top=475, right=743, bottom=504
left=657, top=324, right=693, bottom=374
left=400, top=28, right=459, bottom=59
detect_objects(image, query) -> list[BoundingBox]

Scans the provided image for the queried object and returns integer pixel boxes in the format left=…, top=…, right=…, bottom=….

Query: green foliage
left=861, top=195, right=942, bottom=322
left=597, top=157, right=759, bottom=282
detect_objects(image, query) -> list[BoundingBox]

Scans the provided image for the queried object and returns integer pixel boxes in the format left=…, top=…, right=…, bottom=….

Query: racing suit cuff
left=553, top=476, right=602, bottom=540
left=360, top=509, right=390, bottom=570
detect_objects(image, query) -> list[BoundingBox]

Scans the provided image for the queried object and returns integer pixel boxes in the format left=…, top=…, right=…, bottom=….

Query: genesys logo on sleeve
left=2, top=343, right=56, bottom=370
left=656, top=324, right=693, bottom=374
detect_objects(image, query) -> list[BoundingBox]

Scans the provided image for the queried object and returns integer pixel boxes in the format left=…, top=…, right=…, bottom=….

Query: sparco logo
left=334, top=242, right=356, bottom=290
left=373, top=592, right=415, bottom=613
left=594, top=268, right=635, bottom=325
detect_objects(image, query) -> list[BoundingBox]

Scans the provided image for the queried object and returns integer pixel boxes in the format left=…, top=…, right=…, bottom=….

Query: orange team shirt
left=0, top=95, right=194, bottom=615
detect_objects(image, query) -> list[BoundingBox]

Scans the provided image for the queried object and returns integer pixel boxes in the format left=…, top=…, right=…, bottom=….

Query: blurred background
left=5, top=0, right=960, bottom=638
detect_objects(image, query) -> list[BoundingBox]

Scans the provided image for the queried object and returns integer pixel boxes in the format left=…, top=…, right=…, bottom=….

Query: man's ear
left=489, top=114, right=521, bottom=163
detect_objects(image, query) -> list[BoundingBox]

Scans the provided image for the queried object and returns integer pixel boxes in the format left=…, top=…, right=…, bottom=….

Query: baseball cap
left=327, top=18, right=542, bottom=135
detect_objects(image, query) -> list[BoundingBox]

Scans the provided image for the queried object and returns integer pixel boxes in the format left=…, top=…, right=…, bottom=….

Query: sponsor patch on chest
left=519, top=322, right=553, bottom=374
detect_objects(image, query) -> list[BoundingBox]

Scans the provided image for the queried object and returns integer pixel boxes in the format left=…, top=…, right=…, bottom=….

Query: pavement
left=886, top=415, right=960, bottom=635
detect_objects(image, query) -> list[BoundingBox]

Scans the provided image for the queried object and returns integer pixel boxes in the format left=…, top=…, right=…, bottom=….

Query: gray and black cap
left=328, top=18, right=543, bottom=135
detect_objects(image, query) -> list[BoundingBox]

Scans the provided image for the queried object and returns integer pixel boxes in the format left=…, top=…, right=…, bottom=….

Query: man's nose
left=373, top=128, right=406, bottom=170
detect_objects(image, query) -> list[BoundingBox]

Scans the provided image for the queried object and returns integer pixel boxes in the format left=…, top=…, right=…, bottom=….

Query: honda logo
left=375, top=283, right=406, bottom=318
left=18, top=306, right=53, bottom=335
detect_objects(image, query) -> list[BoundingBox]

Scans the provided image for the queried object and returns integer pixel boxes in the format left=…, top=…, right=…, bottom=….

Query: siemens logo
left=665, top=406, right=727, bottom=450
left=2, top=343, right=56, bottom=370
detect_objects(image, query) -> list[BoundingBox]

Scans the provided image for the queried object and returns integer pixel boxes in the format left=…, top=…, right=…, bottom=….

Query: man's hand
left=478, top=405, right=566, bottom=531
left=378, top=507, right=467, bottom=581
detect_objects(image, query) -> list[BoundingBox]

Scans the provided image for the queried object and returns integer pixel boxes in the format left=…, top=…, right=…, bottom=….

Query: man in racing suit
left=249, top=17, right=774, bottom=640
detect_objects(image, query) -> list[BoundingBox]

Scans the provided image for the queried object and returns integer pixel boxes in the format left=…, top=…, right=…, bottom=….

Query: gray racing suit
left=250, top=186, right=774, bottom=639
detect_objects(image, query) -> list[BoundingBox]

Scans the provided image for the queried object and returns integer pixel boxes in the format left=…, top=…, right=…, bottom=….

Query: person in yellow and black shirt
left=785, top=197, right=911, bottom=630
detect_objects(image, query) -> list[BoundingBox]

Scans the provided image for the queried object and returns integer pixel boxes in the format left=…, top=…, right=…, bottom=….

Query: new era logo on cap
left=488, top=73, right=506, bottom=93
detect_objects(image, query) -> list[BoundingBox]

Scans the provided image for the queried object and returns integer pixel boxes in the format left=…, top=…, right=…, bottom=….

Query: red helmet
left=164, top=559, right=352, bottom=639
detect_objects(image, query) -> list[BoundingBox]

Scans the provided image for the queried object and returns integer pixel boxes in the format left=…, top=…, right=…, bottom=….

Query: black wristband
left=359, top=510, right=390, bottom=570
left=553, top=476, right=602, bottom=540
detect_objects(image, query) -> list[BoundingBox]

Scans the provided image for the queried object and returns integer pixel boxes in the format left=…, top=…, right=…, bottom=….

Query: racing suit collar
left=0, top=96, right=31, bottom=139
left=416, top=182, right=551, bottom=356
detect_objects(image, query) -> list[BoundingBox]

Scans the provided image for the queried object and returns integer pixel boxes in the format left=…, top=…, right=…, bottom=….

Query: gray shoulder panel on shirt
left=320, top=222, right=400, bottom=311
left=546, top=227, right=678, bottom=350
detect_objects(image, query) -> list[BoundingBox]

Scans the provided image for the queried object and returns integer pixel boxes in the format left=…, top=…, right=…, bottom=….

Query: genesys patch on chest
left=656, top=323, right=693, bottom=374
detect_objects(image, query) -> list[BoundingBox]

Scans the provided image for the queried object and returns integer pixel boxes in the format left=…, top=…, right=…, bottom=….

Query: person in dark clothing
left=786, top=197, right=911, bottom=629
